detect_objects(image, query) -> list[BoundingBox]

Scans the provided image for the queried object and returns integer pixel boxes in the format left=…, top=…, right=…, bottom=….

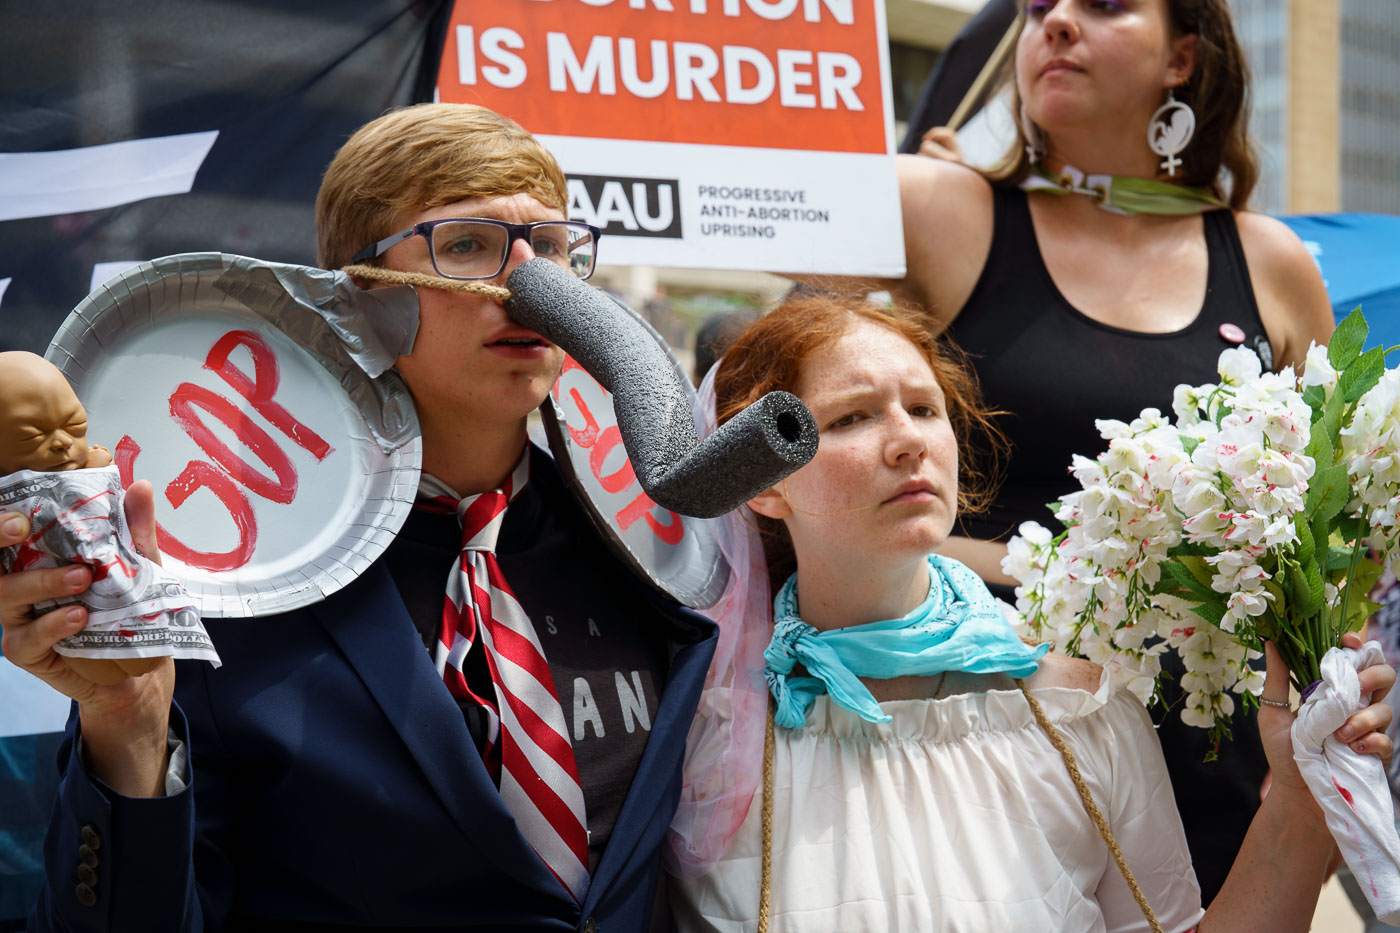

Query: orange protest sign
left=437, top=0, right=888, bottom=155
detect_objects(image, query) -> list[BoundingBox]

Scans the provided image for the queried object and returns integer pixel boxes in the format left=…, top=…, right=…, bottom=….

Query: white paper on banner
left=0, top=131, right=219, bottom=222
left=90, top=261, right=142, bottom=293
left=1292, top=641, right=1400, bottom=924
left=544, top=136, right=904, bottom=278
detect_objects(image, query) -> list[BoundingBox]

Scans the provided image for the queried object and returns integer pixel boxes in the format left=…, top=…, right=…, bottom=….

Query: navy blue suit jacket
left=30, top=528, right=716, bottom=931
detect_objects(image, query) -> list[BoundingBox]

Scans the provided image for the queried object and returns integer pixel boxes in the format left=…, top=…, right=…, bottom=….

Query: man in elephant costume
left=3, top=103, right=719, bottom=932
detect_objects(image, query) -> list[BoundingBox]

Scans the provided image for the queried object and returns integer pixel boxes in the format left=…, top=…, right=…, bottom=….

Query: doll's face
left=0, top=352, right=95, bottom=474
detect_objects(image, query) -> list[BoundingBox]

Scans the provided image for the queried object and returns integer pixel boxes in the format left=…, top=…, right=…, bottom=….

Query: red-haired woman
left=667, top=295, right=1388, bottom=933
left=883, top=0, right=1335, bottom=900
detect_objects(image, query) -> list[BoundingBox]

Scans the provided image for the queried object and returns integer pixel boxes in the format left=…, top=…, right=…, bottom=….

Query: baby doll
left=0, top=351, right=113, bottom=474
left=0, top=351, right=217, bottom=683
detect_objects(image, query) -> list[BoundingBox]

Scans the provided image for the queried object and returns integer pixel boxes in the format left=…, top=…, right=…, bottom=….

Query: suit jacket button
left=77, top=863, right=98, bottom=886
left=78, top=844, right=100, bottom=867
left=81, top=825, right=102, bottom=850
left=75, top=883, right=97, bottom=907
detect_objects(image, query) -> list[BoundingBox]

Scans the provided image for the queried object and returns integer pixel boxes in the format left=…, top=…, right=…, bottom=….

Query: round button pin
left=1219, top=323, right=1246, bottom=344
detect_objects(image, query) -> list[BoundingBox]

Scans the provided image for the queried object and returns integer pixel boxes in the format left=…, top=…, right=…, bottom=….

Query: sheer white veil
left=664, top=361, right=774, bottom=879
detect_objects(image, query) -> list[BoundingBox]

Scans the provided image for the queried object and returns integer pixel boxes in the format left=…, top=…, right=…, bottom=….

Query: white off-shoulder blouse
left=671, top=670, right=1205, bottom=933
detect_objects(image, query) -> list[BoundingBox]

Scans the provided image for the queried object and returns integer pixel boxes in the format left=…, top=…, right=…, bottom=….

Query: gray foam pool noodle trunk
left=506, top=259, right=818, bottom=519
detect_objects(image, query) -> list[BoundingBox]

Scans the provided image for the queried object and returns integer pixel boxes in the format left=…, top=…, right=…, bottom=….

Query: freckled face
left=1017, top=0, right=1184, bottom=133
left=383, top=193, right=568, bottom=429
left=767, top=321, right=959, bottom=566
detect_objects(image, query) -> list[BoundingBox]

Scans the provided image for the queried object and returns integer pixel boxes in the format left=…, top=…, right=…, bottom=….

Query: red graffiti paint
left=1333, top=777, right=1356, bottom=808
left=117, top=436, right=257, bottom=572
left=169, top=382, right=298, bottom=504
left=590, top=426, right=637, bottom=495
left=556, top=363, right=686, bottom=546
left=616, top=492, right=685, bottom=545
left=110, top=328, right=341, bottom=573
left=204, top=330, right=333, bottom=461
left=565, top=387, right=600, bottom=449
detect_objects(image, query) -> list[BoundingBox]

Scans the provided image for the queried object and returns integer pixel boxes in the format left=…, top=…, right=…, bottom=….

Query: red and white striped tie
left=432, top=452, right=591, bottom=902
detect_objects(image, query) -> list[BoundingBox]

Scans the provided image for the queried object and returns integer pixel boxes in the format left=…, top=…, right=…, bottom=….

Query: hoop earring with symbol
left=1021, top=102, right=1046, bottom=166
left=1147, top=88, right=1196, bottom=177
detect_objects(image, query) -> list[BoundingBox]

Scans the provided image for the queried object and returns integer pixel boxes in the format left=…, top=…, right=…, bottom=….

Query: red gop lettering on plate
left=114, top=330, right=335, bottom=572
left=553, top=356, right=684, bottom=546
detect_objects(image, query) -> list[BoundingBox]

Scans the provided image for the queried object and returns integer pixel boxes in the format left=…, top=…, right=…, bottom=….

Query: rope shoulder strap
left=759, top=702, right=775, bottom=933
left=758, top=686, right=1164, bottom=933
left=1016, top=678, right=1164, bottom=933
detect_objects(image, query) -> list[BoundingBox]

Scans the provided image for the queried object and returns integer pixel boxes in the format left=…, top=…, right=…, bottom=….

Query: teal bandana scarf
left=765, top=554, right=1049, bottom=729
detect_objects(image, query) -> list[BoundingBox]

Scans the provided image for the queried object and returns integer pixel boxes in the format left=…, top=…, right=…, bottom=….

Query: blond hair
left=315, top=103, right=570, bottom=270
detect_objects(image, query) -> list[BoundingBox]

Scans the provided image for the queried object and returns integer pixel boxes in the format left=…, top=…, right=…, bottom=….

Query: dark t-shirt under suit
left=385, top=446, right=671, bottom=873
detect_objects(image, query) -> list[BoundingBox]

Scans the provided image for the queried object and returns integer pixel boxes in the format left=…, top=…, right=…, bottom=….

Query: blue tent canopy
left=1279, top=213, right=1400, bottom=351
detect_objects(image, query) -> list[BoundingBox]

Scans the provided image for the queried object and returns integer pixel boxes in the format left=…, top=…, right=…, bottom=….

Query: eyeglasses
left=350, top=218, right=602, bottom=281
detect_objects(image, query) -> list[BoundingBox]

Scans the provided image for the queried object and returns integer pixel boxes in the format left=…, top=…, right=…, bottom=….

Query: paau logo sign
left=568, top=174, right=682, bottom=238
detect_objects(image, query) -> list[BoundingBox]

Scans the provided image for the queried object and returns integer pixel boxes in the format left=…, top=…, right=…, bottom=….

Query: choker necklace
left=1021, top=164, right=1226, bottom=216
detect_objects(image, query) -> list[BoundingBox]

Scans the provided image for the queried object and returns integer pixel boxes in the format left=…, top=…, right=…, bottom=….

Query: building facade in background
left=1232, top=0, right=1400, bottom=214
left=1340, top=0, right=1400, bottom=213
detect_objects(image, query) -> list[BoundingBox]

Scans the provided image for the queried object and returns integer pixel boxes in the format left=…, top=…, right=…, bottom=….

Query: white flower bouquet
left=1004, top=310, right=1400, bottom=920
left=1004, top=310, right=1394, bottom=743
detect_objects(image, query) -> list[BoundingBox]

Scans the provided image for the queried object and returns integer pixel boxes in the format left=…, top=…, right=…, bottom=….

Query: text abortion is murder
left=455, top=0, right=868, bottom=109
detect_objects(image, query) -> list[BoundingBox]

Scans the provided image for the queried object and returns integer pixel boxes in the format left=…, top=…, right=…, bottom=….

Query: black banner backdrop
left=0, top=3, right=447, bottom=923
left=0, top=0, right=450, bottom=353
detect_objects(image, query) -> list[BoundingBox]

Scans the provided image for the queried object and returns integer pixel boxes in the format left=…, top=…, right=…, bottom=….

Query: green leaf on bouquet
left=1189, top=602, right=1228, bottom=628
left=1328, top=307, right=1368, bottom=370
left=1304, top=463, right=1351, bottom=524
left=1286, top=560, right=1324, bottom=616
left=1314, top=512, right=1334, bottom=571
left=1344, top=596, right=1384, bottom=634
left=1151, top=577, right=1191, bottom=599
left=1356, top=554, right=1386, bottom=588
left=1167, top=540, right=1212, bottom=558
left=1327, top=544, right=1358, bottom=570
left=1181, top=435, right=1200, bottom=455
left=1306, top=562, right=1326, bottom=617
left=1340, top=346, right=1386, bottom=404
left=1337, top=515, right=1368, bottom=542
left=1342, top=556, right=1386, bottom=602
left=1164, top=560, right=1221, bottom=602
left=1178, top=555, right=1215, bottom=589
left=1312, top=370, right=1351, bottom=447
left=1302, top=383, right=1326, bottom=412
left=1305, top=412, right=1334, bottom=466
left=1294, top=516, right=1316, bottom=563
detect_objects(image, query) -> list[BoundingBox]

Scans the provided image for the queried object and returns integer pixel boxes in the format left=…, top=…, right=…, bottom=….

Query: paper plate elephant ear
left=506, top=258, right=819, bottom=609
left=46, top=252, right=423, bottom=617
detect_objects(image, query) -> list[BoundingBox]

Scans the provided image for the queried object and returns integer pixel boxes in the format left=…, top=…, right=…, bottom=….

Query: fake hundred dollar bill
left=0, top=466, right=220, bottom=665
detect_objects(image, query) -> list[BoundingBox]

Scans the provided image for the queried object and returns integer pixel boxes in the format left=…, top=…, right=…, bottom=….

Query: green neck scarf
left=1021, top=164, right=1227, bottom=216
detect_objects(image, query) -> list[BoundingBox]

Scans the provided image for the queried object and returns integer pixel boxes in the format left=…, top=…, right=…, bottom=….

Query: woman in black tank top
left=869, top=0, right=1339, bottom=912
